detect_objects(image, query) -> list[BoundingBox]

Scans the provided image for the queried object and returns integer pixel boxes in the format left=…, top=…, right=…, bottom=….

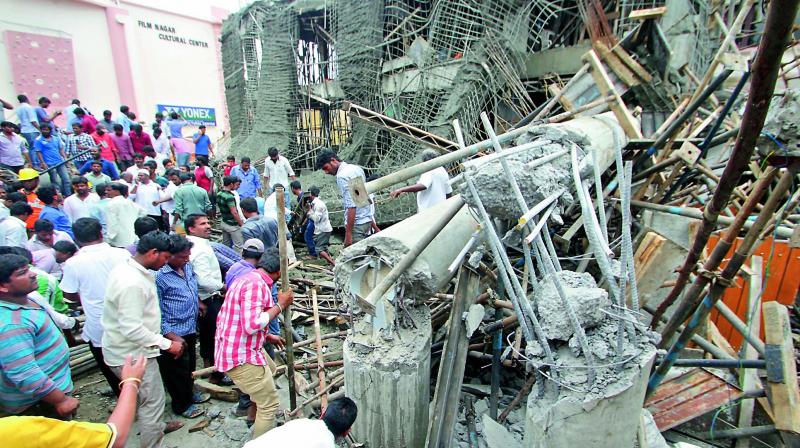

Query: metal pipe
left=714, top=300, right=766, bottom=356
left=704, top=425, right=777, bottom=440
left=658, top=358, right=766, bottom=369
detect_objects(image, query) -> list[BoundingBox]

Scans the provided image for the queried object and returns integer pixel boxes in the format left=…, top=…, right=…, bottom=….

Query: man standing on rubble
left=315, top=149, right=375, bottom=247
left=389, top=149, right=452, bottom=212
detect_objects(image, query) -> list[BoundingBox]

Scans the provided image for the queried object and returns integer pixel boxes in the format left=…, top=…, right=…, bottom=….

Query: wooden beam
left=594, top=42, right=640, bottom=87
left=195, top=379, right=239, bottom=402
left=611, top=45, right=653, bottom=83
left=629, top=6, right=668, bottom=20
left=763, top=301, right=800, bottom=446
left=583, top=49, right=643, bottom=139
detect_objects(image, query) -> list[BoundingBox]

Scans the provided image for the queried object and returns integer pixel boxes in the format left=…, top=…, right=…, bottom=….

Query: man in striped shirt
left=214, top=247, right=293, bottom=438
left=0, top=254, right=77, bottom=417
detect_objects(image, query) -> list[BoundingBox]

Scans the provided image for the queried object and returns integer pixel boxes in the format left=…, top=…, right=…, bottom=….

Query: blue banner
left=156, top=104, right=216, bottom=126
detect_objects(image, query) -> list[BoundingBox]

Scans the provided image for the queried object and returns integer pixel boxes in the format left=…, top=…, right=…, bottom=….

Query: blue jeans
left=48, top=164, right=72, bottom=195
left=176, top=152, right=190, bottom=167
left=21, top=132, right=40, bottom=168
left=303, top=220, right=317, bottom=256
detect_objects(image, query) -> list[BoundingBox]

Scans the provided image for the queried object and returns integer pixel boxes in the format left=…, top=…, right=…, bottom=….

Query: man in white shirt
left=125, top=153, right=148, bottom=178
left=131, top=169, right=164, bottom=230
left=106, top=183, right=147, bottom=248
left=60, top=217, right=131, bottom=396
left=389, top=149, right=452, bottom=212
left=102, top=230, right=185, bottom=447
left=185, top=213, right=226, bottom=382
left=262, top=147, right=295, bottom=192
left=245, top=397, right=357, bottom=448
left=306, top=186, right=335, bottom=266
left=153, top=169, right=179, bottom=228
left=62, top=176, right=100, bottom=222
left=0, top=202, right=33, bottom=247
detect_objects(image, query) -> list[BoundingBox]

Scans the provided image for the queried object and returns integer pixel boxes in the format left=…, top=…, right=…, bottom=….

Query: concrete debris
left=537, top=271, right=610, bottom=341
left=483, top=413, right=522, bottom=448
left=464, top=304, right=485, bottom=338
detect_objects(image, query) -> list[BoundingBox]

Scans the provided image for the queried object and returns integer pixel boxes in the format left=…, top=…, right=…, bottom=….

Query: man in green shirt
left=172, top=172, right=211, bottom=233
left=217, top=176, right=244, bottom=254
left=85, top=160, right=111, bottom=187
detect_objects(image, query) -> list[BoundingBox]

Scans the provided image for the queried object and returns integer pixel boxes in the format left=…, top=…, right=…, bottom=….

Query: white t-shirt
left=244, top=419, right=335, bottom=448
left=125, top=164, right=147, bottom=178
left=131, top=181, right=162, bottom=215
left=63, top=193, right=100, bottom=223
left=160, top=182, right=178, bottom=213
left=0, top=216, right=28, bottom=247
left=417, top=166, right=452, bottom=211
left=263, top=155, right=295, bottom=190
left=59, top=242, right=131, bottom=346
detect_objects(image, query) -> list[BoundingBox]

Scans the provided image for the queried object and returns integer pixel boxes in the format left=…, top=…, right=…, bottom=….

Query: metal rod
left=658, top=358, right=766, bottom=369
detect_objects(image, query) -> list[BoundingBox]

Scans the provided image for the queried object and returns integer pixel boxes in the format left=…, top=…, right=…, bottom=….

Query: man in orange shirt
left=18, top=168, right=43, bottom=229
left=91, top=124, right=118, bottom=163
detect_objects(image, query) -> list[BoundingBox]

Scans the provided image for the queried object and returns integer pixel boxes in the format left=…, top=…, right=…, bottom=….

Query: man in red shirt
left=214, top=247, right=292, bottom=438
left=129, top=124, right=153, bottom=156
left=74, top=108, right=98, bottom=134
left=91, top=125, right=118, bottom=162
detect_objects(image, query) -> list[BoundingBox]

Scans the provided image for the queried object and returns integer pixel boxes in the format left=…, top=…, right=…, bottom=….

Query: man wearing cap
left=18, top=168, right=44, bottom=230
left=131, top=169, right=165, bottom=231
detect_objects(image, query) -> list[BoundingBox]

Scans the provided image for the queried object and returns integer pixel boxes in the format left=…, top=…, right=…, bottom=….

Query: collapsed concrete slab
left=537, top=271, right=611, bottom=341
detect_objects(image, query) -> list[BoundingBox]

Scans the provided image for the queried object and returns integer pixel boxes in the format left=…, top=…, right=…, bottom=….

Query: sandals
left=181, top=405, right=205, bottom=419
left=192, top=392, right=211, bottom=404
left=165, top=421, right=184, bottom=433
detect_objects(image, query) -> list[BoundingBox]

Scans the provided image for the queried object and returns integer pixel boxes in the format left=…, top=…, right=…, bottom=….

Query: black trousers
left=147, top=214, right=167, bottom=232
left=157, top=333, right=197, bottom=414
left=89, top=342, right=120, bottom=397
left=198, top=295, right=224, bottom=380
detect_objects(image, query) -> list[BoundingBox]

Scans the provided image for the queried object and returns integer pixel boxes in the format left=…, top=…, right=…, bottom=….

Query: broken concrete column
left=335, top=196, right=479, bottom=448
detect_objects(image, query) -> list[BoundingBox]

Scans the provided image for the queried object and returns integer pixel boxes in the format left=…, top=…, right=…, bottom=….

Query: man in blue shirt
left=78, top=148, right=120, bottom=180
left=35, top=97, right=61, bottom=132
left=15, top=95, right=40, bottom=167
left=192, top=125, right=214, bottom=165
left=36, top=185, right=74, bottom=239
left=33, top=124, right=71, bottom=195
left=156, top=234, right=208, bottom=418
left=116, top=105, right=134, bottom=133
left=230, top=157, right=262, bottom=198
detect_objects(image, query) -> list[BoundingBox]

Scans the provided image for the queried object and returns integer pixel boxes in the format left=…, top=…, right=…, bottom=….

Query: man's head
left=9, top=201, right=33, bottom=221
left=40, top=123, right=52, bottom=138
left=179, top=172, right=192, bottom=184
left=196, top=157, right=208, bottom=167
left=71, top=99, right=81, bottom=106
left=268, top=147, right=279, bottom=162
left=240, top=197, right=259, bottom=218
left=108, top=182, right=128, bottom=198
left=134, top=216, right=159, bottom=238
left=137, top=169, right=150, bottom=184
left=315, top=149, right=341, bottom=176
left=133, top=153, right=145, bottom=167
left=132, top=124, right=142, bottom=134
left=240, top=157, right=251, bottom=171
left=19, top=168, right=40, bottom=191
left=5, top=192, right=26, bottom=209
left=113, top=124, right=124, bottom=136
left=72, top=217, right=103, bottom=246
left=71, top=176, right=90, bottom=196
left=227, top=155, right=235, bottom=164
left=33, top=219, right=55, bottom=246
left=120, top=105, right=130, bottom=115
left=38, top=97, right=51, bottom=108
left=166, top=234, right=193, bottom=270
left=143, top=146, right=156, bottom=159
left=198, top=125, right=206, bottom=134
left=170, top=111, right=179, bottom=120
left=144, top=161, right=157, bottom=177
left=54, top=240, right=78, bottom=263
left=167, top=170, right=181, bottom=186
left=256, top=246, right=281, bottom=281
left=179, top=165, right=190, bottom=174
left=1, top=121, right=15, bottom=135
left=72, top=123, right=83, bottom=136
left=95, top=182, right=110, bottom=199
left=242, top=238, right=264, bottom=263
left=90, top=160, right=103, bottom=175
left=121, top=172, right=134, bottom=185
left=155, top=112, right=163, bottom=122
left=103, top=110, right=112, bottom=120
left=321, top=397, right=358, bottom=438
left=163, top=159, right=175, bottom=171
left=309, top=186, right=321, bottom=199
left=185, top=214, right=211, bottom=238
left=0, top=254, right=38, bottom=299
left=74, top=108, right=86, bottom=118
left=223, top=176, right=240, bottom=191
left=95, top=124, right=106, bottom=135
left=135, top=230, right=173, bottom=270
left=290, top=180, right=302, bottom=197
left=17, top=94, right=29, bottom=104
left=36, top=185, right=61, bottom=207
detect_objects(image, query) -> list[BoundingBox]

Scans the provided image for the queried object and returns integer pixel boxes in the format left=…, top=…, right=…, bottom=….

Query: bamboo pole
left=310, top=288, right=328, bottom=409
left=276, top=186, right=298, bottom=410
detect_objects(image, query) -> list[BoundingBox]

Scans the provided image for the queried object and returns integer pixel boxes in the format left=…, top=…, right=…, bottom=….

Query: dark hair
left=196, top=157, right=207, bottom=166
left=143, top=160, right=157, bottom=169
left=38, top=97, right=50, bottom=105
left=71, top=176, right=88, bottom=186
left=109, top=182, right=129, bottom=196
left=6, top=192, right=26, bottom=203
left=1, top=121, right=14, bottom=128
left=134, top=217, right=159, bottom=238
left=71, top=99, right=80, bottom=105
left=36, top=186, right=58, bottom=205
left=90, top=160, right=103, bottom=167
left=240, top=197, right=258, bottom=214
left=10, top=201, right=33, bottom=217
left=103, top=109, right=112, bottom=116
left=227, top=155, right=235, bottom=161
left=184, top=214, right=207, bottom=231
left=54, top=240, right=78, bottom=256
left=199, top=125, right=206, bottom=129
left=33, top=219, right=54, bottom=233
left=120, top=105, right=129, bottom=114
left=0, top=254, right=30, bottom=284
left=136, top=230, right=172, bottom=254
left=113, top=124, right=123, bottom=132
left=71, top=123, right=82, bottom=130
left=272, top=183, right=284, bottom=191
left=268, top=147, right=278, bottom=157
left=165, top=169, right=179, bottom=178
left=242, top=248, right=262, bottom=260
left=167, top=234, right=193, bottom=254
left=322, top=397, right=358, bottom=437
left=178, top=173, right=192, bottom=183
left=223, top=176, right=240, bottom=186
left=309, top=186, right=321, bottom=197
left=39, top=123, right=52, bottom=131
left=17, top=94, right=28, bottom=103
left=74, top=108, right=85, bottom=116
left=315, top=149, right=338, bottom=170
left=132, top=123, right=141, bottom=132
left=155, top=112, right=163, bottom=119
left=240, top=157, right=251, bottom=164
left=162, top=158, right=173, bottom=166
left=170, top=112, right=178, bottom=119
left=72, top=217, right=103, bottom=244
left=142, top=145, right=155, bottom=155
left=256, top=247, right=281, bottom=273
left=133, top=153, right=145, bottom=160
left=289, top=180, right=301, bottom=190
left=95, top=182, right=108, bottom=197
left=0, top=246, right=33, bottom=263
left=153, top=128, right=162, bottom=138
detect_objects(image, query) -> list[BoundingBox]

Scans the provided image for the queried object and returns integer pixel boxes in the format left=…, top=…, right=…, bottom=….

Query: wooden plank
left=611, top=45, right=654, bottom=83
left=583, top=50, right=643, bottom=139
left=594, top=42, right=640, bottom=87
left=628, top=6, right=668, bottom=20
left=195, top=379, right=240, bottom=402
left=705, top=319, right=738, bottom=359
left=763, top=302, right=800, bottom=445
left=735, top=256, right=764, bottom=448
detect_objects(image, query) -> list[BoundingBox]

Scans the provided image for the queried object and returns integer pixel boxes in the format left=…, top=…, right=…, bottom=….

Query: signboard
left=157, top=104, right=216, bottom=126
